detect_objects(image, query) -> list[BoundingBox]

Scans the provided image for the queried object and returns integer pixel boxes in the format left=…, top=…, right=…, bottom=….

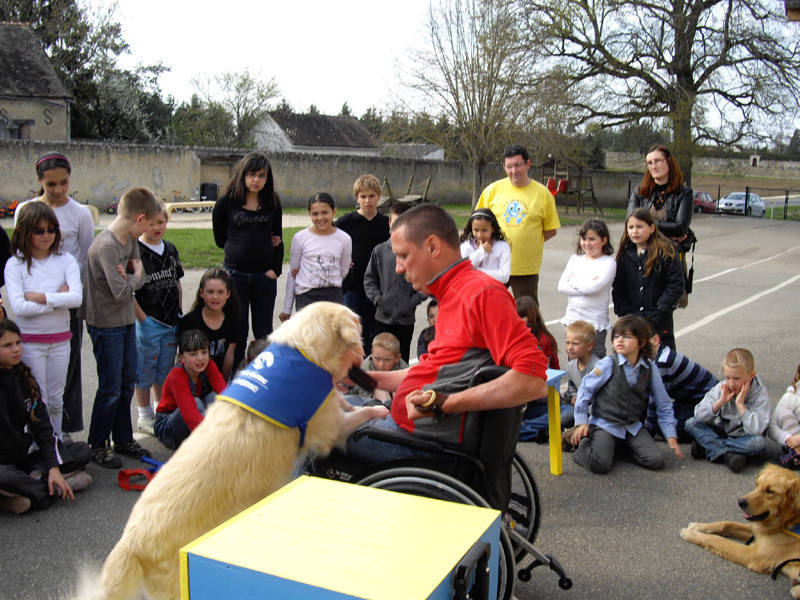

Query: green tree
left=339, top=102, right=352, bottom=117
left=193, top=68, right=279, bottom=147
left=517, top=0, right=800, bottom=185
left=171, top=95, right=234, bottom=147
left=359, top=107, right=384, bottom=138
left=307, top=104, right=320, bottom=115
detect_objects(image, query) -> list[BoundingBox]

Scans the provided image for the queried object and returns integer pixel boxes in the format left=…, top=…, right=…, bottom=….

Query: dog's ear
left=785, top=475, right=800, bottom=516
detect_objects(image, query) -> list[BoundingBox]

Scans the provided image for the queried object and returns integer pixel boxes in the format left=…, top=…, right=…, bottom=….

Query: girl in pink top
left=4, top=202, right=82, bottom=438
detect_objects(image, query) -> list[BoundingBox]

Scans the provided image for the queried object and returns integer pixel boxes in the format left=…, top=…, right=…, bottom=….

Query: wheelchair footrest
left=454, top=541, right=491, bottom=600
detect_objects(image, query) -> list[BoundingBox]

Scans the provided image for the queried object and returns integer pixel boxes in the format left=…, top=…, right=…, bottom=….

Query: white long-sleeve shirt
left=4, top=252, right=83, bottom=338
left=460, top=239, right=511, bottom=284
left=282, top=228, right=352, bottom=314
left=558, top=254, right=616, bottom=331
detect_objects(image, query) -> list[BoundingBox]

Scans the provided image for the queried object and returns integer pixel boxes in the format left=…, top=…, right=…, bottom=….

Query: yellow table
left=545, top=368, right=567, bottom=476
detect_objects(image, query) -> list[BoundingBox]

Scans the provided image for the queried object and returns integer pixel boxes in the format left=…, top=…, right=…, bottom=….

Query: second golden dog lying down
left=681, top=464, right=800, bottom=597
left=77, top=302, right=389, bottom=600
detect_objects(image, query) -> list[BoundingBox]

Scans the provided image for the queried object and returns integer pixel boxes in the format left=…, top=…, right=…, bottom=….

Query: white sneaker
left=137, top=414, right=156, bottom=436
left=63, top=470, right=93, bottom=493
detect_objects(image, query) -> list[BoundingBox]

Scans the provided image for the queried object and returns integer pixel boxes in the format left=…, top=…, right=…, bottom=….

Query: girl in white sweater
left=4, top=202, right=82, bottom=438
left=459, top=208, right=511, bottom=284
left=558, top=219, right=616, bottom=358
left=769, top=363, right=800, bottom=469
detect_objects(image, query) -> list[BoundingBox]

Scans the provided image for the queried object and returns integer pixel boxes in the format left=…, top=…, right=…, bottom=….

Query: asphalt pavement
left=2, top=211, right=800, bottom=600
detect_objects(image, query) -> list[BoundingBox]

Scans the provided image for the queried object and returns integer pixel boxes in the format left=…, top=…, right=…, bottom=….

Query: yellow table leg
left=547, top=386, right=563, bottom=475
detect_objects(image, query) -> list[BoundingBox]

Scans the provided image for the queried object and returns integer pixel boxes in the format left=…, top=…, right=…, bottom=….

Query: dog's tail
left=73, top=545, right=144, bottom=600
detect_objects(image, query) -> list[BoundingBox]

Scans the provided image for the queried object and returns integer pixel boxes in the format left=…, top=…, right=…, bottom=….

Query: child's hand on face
left=719, top=382, right=733, bottom=404
left=735, top=377, right=752, bottom=409
left=480, top=239, right=493, bottom=254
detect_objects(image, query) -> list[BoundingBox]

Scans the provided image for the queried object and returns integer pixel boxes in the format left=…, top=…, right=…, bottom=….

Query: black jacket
left=627, top=185, right=694, bottom=250
left=612, top=244, right=685, bottom=321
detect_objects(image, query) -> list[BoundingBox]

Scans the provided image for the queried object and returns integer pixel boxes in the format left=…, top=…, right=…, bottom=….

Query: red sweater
left=391, top=260, right=548, bottom=441
left=157, top=361, right=227, bottom=430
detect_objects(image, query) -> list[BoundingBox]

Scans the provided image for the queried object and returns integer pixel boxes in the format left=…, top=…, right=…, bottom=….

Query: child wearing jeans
left=134, top=201, right=184, bottom=435
left=570, top=315, right=683, bottom=474
left=768, top=363, right=800, bottom=469
left=84, top=187, right=159, bottom=468
left=155, top=329, right=226, bottom=449
left=685, top=348, right=769, bottom=473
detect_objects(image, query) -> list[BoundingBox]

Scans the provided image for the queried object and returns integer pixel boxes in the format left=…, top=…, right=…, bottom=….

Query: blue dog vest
left=217, top=344, right=334, bottom=447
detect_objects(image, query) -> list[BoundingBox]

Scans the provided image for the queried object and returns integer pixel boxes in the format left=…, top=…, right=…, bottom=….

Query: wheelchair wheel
left=508, top=452, right=542, bottom=560
left=357, top=467, right=516, bottom=600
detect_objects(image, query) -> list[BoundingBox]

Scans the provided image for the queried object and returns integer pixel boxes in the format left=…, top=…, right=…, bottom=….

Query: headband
left=36, top=154, right=70, bottom=168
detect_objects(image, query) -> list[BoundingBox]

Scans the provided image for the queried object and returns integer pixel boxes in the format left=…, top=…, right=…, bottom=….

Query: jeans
left=519, top=399, right=575, bottom=441
left=87, top=324, right=137, bottom=448
left=344, top=414, right=423, bottom=464
left=228, top=270, right=278, bottom=370
left=684, top=417, right=766, bottom=461
left=344, top=290, right=378, bottom=351
left=62, top=308, right=84, bottom=433
left=154, top=392, right=216, bottom=449
left=135, top=317, right=178, bottom=389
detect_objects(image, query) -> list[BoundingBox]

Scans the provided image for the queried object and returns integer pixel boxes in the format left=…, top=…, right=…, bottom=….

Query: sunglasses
left=32, top=228, right=57, bottom=235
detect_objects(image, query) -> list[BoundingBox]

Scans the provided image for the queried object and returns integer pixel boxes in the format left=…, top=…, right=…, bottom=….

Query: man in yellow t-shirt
left=477, top=144, right=560, bottom=303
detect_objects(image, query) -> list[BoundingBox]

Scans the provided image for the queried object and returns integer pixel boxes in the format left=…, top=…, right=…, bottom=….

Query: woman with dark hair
left=627, top=144, right=694, bottom=247
left=212, top=152, right=283, bottom=370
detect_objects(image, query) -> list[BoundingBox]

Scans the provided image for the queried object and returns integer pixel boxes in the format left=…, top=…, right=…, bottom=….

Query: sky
left=92, top=0, right=432, bottom=116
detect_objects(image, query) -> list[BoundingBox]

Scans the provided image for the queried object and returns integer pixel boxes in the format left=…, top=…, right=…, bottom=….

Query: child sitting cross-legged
left=154, top=329, right=227, bottom=449
left=348, top=332, right=408, bottom=407
left=768, top=363, right=800, bottom=469
left=569, top=315, right=684, bottom=474
left=685, top=348, right=769, bottom=473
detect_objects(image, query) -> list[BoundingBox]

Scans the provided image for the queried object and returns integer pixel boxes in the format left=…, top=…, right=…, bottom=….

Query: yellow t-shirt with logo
left=476, top=178, right=560, bottom=275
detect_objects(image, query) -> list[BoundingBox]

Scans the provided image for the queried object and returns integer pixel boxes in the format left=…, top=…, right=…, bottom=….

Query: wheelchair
left=309, top=366, right=572, bottom=600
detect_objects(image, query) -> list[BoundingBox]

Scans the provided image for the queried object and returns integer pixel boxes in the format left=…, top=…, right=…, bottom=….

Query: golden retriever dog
left=681, top=464, right=800, bottom=596
left=77, top=302, right=389, bottom=600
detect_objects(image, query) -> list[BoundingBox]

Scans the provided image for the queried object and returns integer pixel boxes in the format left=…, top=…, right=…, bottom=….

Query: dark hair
left=426, top=298, right=438, bottom=316
left=515, top=296, right=558, bottom=359
left=389, top=202, right=414, bottom=217
left=503, top=144, right=529, bottom=162
left=576, top=219, right=613, bottom=256
left=11, top=202, right=61, bottom=271
left=611, top=315, right=654, bottom=361
left=617, top=208, right=675, bottom=277
left=223, top=152, right=278, bottom=212
left=234, top=337, right=269, bottom=376
left=35, top=153, right=71, bottom=196
left=179, top=329, right=210, bottom=354
left=308, top=192, right=336, bottom=211
left=392, top=204, right=459, bottom=249
left=0, top=319, right=41, bottom=419
left=192, top=268, right=239, bottom=316
left=460, top=208, right=507, bottom=243
left=637, top=144, right=685, bottom=197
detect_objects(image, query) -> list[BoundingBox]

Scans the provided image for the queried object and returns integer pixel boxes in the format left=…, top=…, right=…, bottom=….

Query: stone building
left=253, top=112, right=381, bottom=156
left=0, top=22, right=71, bottom=141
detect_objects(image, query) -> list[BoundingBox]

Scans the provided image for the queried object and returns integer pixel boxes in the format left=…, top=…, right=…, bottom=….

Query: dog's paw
left=791, top=581, right=800, bottom=600
left=359, top=405, right=390, bottom=420
left=680, top=527, right=700, bottom=543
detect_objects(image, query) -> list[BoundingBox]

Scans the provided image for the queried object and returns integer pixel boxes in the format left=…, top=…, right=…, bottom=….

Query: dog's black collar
left=771, top=558, right=800, bottom=580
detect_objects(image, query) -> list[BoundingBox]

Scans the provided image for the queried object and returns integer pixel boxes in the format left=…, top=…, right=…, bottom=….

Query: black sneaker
left=725, top=453, right=747, bottom=473
left=690, top=441, right=706, bottom=460
left=91, top=444, right=122, bottom=469
left=114, top=439, right=151, bottom=460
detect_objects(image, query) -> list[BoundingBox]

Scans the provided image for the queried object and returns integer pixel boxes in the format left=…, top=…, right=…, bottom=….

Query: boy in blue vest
left=569, top=315, right=684, bottom=474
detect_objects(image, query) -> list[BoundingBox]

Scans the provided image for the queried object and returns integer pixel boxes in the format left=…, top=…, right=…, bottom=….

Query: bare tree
left=400, top=0, right=540, bottom=205
left=193, top=68, right=279, bottom=148
left=517, top=0, right=800, bottom=184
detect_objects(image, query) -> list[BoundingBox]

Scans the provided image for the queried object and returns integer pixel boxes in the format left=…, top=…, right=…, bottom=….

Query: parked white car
left=717, top=192, right=765, bottom=217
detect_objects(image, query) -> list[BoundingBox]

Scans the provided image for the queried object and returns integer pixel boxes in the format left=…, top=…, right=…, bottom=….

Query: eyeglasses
left=612, top=333, right=636, bottom=341
left=32, top=228, right=57, bottom=235
left=504, top=162, right=528, bottom=170
left=646, top=158, right=665, bottom=167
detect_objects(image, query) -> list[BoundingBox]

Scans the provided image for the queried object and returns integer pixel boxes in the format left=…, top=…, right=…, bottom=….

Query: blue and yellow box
left=181, top=476, right=501, bottom=599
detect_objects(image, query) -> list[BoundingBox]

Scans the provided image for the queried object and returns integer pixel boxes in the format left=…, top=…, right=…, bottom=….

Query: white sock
left=138, top=405, right=155, bottom=419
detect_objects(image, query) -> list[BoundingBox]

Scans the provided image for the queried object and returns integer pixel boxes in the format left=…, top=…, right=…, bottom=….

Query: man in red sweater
left=346, top=205, right=548, bottom=473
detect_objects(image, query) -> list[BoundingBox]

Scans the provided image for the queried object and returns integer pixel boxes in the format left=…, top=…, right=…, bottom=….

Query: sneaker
left=114, top=439, right=151, bottom=460
left=690, top=441, right=706, bottom=460
left=61, top=432, right=73, bottom=444
left=778, top=449, right=800, bottom=470
left=63, top=470, right=93, bottom=493
left=0, top=491, right=32, bottom=514
left=725, top=452, right=747, bottom=473
left=91, top=444, right=122, bottom=469
left=137, top=414, right=156, bottom=436
left=534, top=428, right=549, bottom=444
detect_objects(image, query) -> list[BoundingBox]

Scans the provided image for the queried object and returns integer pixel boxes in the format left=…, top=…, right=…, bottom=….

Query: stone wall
left=606, top=150, right=800, bottom=179
left=2, top=140, right=642, bottom=211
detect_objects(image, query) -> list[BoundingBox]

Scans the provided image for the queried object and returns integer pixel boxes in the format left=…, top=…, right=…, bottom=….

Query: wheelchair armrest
left=351, top=423, right=445, bottom=454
